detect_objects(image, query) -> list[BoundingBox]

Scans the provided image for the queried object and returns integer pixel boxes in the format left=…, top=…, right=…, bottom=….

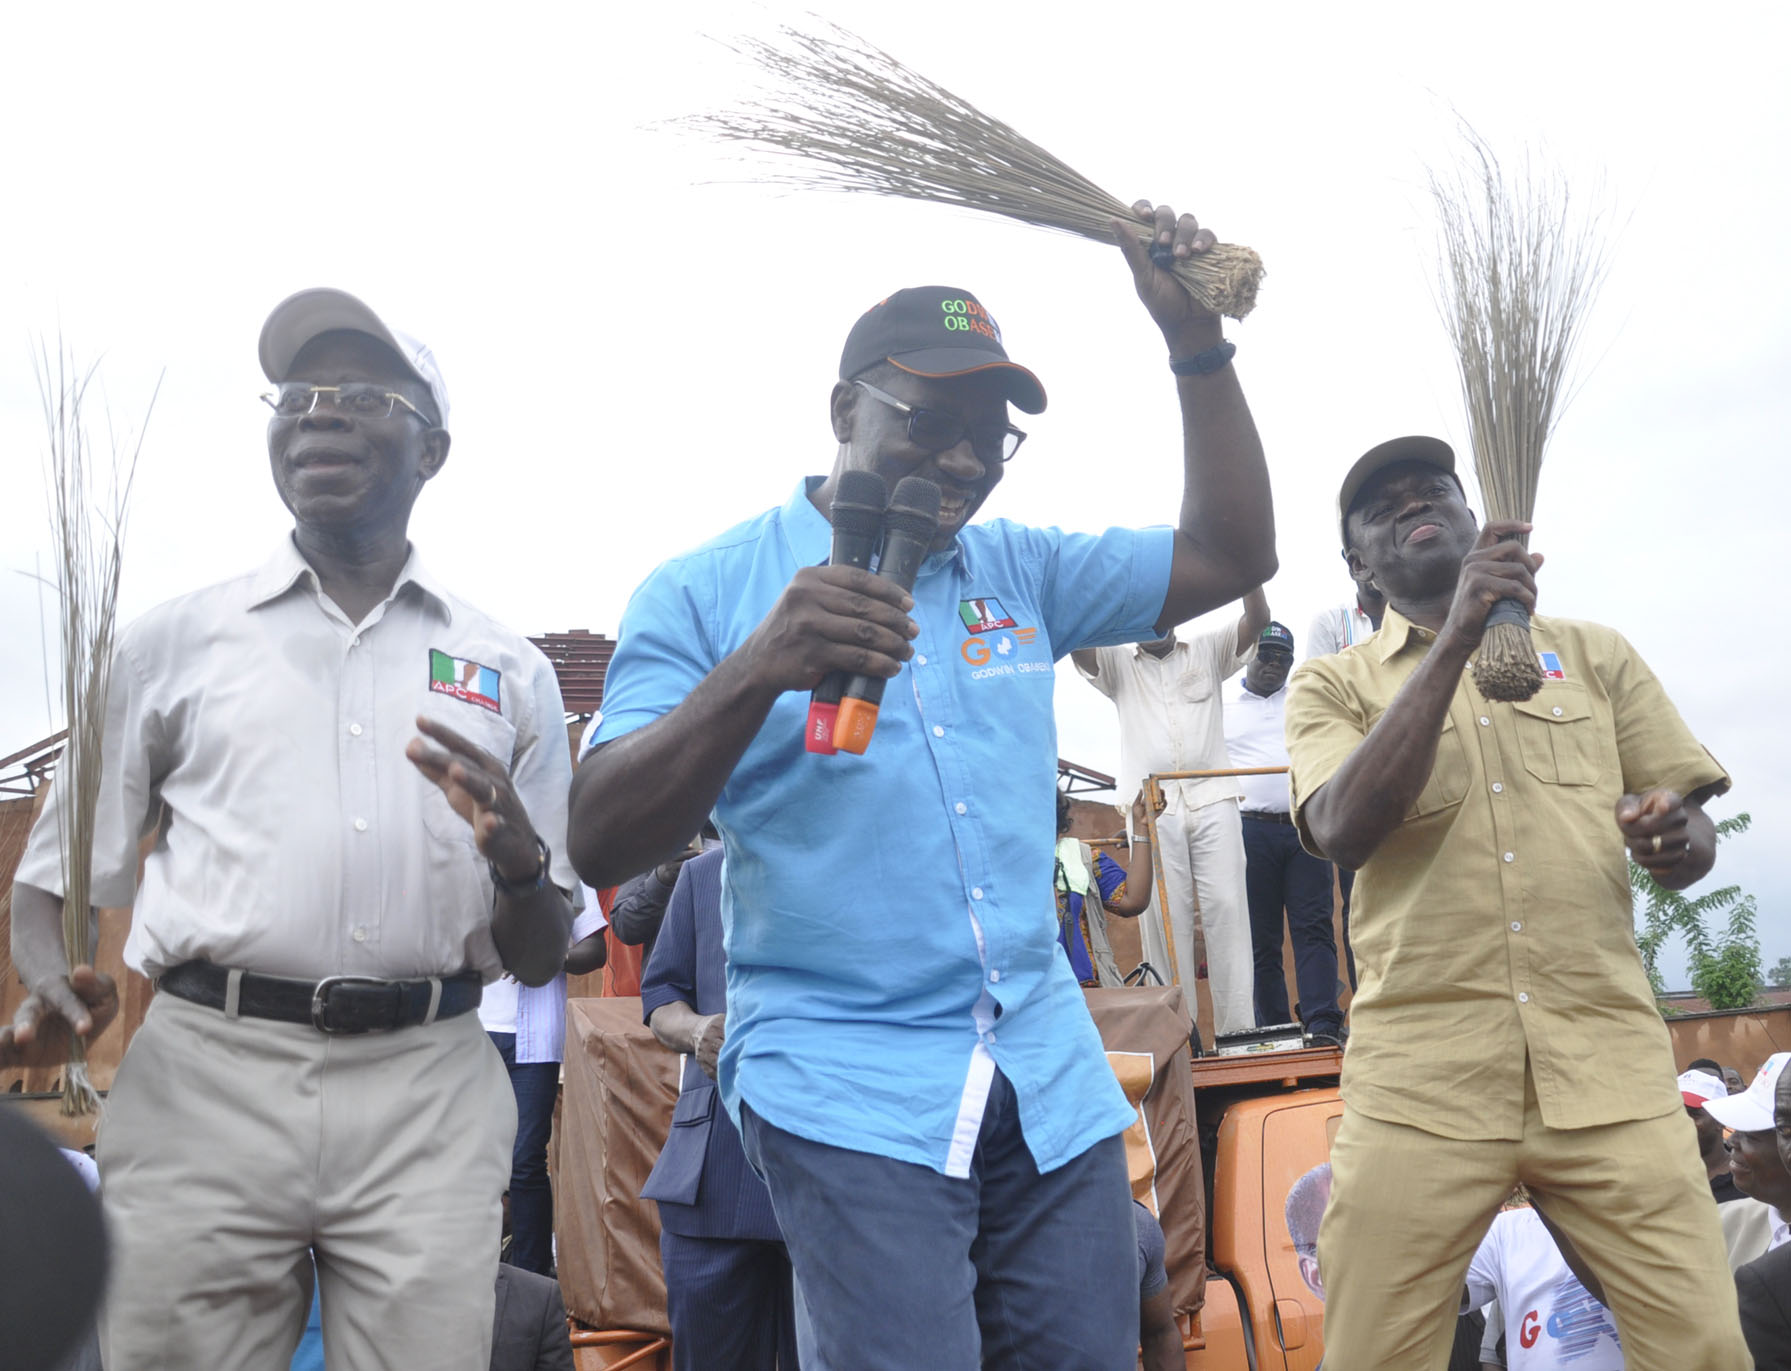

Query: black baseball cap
left=839, top=286, right=1047, bottom=414
left=1257, top=622, right=1296, bottom=656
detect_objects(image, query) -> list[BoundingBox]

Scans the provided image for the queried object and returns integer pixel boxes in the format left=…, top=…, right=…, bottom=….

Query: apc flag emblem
left=429, top=649, right=502, bottom=713
left=1538, top=652, right=1566, bottom=681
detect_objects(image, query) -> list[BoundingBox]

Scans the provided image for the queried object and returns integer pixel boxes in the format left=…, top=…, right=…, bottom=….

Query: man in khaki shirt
left=1285, top=436, right=1749, bottom=1370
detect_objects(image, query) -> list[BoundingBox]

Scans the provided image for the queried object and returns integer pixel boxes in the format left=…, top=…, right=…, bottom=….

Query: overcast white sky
left=2, top=1, right=1785, bottom=988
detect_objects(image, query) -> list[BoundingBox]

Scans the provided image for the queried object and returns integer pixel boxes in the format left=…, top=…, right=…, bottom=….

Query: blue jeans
left=740, top=1069, right=1137, bottom=1370
left=1241, top=816, right=1343, bottom=1035
left=487, top=1032, right=560, bottom=1276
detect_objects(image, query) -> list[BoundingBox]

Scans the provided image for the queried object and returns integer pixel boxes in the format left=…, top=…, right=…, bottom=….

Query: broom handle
left=1483, top=529, right=1533, bottom=630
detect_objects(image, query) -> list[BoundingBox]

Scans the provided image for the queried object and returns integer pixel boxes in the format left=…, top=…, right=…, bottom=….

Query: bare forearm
left=569, top=652, right=775, bottom=888
left=1304, top=640, right=1468, bottom=868
left=491, top=884, right=575, bottom=987
left=1110, top=842, right=1156, bottom=916
left=647, top=1000, right=707, bottom=1057
left=1160, top=317, right=1277, bottom=625
left=1236, top=586, right=1270, bottom=655
left=563, top=929, right=606, bottom=975
left=1139, top=1290, right=1183, bottom=1371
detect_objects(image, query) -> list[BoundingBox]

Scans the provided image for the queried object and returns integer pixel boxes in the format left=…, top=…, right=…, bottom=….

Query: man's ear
left=419, top=429, right=451, bottom=481
left=1344, top=546, right=1369, bottom=585
left=829, top=381, right=858, bottom=444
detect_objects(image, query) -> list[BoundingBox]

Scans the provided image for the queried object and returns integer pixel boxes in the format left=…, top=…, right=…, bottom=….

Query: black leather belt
left=158, top=961, right=482, bottom=1035
left=1241, top=809, right=1295, bottom=826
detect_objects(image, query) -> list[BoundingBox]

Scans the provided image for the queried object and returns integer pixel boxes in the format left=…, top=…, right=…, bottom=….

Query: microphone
left=833, top=477, right=941, bottom=756
left=805, top=470, right=890, bottom=754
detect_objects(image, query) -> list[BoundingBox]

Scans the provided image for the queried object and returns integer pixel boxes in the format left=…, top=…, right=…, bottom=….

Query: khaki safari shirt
left=1285, top=610, right=1729, bottom=1141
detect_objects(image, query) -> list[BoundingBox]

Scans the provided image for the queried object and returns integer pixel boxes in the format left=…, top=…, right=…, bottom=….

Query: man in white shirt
left=1222, top=621, right=1342, bottom=1041
left=9, top=288, right=577, bottom=1370
left=1304, top=560, right=1386, bottom=660
left=1074, top=588, right=1267, bottom=1034
left=1465, top=1205, right=1625, bottom=1371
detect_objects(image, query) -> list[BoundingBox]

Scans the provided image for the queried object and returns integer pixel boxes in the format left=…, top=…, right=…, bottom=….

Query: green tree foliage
left=1768, top=955, right=1791, bottom=990
left=1633, top=813, right=1760, bottom=1011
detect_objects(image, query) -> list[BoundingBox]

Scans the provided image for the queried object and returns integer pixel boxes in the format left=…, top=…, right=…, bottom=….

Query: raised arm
left=1302, top=524, right=1537, bottom=869
left=1235, top=587, right=1270, bottom=656
left=568, top=566, right=916, bottom=889
left=1103, top=792, right=1160, bottom=918
left=1111, top=203, right=1276, bottom=631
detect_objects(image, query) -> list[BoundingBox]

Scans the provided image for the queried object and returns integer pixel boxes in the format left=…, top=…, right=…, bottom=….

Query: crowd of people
left=2, top=188, right=1781, bottom=1371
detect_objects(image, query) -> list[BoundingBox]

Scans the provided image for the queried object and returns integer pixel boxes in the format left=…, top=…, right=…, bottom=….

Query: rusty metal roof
left=529, top=630, right=615, bottom=718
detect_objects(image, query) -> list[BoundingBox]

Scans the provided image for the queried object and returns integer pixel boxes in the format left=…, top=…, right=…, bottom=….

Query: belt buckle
left=310, top=975, right=394, bottom=1035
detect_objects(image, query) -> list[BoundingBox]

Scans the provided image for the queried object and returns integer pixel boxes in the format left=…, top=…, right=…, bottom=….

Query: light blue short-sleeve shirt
left=595, top=478, right=1173, bottom=1176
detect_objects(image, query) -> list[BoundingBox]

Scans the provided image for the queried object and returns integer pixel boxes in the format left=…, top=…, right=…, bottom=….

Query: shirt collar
left=247, top=534, right=454, bottom=624
left=781, top=476, right=973, bottom=579
left=1373, top=606, right=1434, bottom=663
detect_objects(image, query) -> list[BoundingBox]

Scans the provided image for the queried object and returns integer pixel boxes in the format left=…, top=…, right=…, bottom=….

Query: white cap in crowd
left=1703, top=1051, right=1790, bottom=1133
left=1677, top=1069, right=1728, bottom=1109
left=258, top=287, right=450, bottom=429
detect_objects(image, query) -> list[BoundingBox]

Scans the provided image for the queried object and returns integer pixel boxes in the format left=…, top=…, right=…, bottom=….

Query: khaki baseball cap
left=1336, top=435, right=1456, bottom=548
left=259, top=287, right=449, bottom=429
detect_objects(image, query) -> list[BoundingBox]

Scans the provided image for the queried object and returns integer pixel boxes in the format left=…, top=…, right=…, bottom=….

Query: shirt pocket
left=1408, top=714, right=1471, bottom=818
left=416, top=698, right=520, bottom=848
left=1178, top=667, right=1215, bottom=705
left=1511, top=686, right=1600, bottom=786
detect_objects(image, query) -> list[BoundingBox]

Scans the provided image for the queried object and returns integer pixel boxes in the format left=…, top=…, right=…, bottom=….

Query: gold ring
left=1650, top=834, right=1662, bottom=855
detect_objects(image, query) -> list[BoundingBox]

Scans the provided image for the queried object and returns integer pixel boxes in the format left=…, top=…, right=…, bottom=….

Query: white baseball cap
left=1704, top=1051, right=1790, bottom=1132
left=259, top=287, right=449, bottom=429
left=1677, top=1069, right=1728, bottom=1108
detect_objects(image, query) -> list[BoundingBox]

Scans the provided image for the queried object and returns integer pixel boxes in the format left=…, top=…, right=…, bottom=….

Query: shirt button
left=972, top=887, right=985, bottom=900
left=989, top=969, right=1001, bottom=983
left=985, top=1032, right=997, bottom=1046
left=349, top=723, right=363, bottom=737
left=352, top=927, right=368, bottom=943
left=955, top=802, right=967, bottom=815
left=1552, top=706, right=1563, bottom=717
left=1479, top=716, right=1491, bottom=727
left=1492, top=782, right=1504, bottom=794
left=1511, top=921, right=1523, bottom=932
left=1503, top=851, right=1515, bottom=863
left=933, top=725, right=945, bottom=738
left=916, top=654, right=928, bottom=666
left=1518, top=992, right=1530, bottom=1004
left=354, top=818, right=369, bottom=832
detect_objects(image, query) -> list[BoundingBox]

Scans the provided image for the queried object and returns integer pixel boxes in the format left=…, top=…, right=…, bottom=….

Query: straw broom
left=35, top=341, right=157, bottom=1115
left=681, top=22, right=1265, bottom=320
left=1427, top=125, right=1609, bottom=701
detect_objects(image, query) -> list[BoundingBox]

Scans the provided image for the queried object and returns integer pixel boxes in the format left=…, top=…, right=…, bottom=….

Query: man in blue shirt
left=570, top=202, right=1275, bottom=1369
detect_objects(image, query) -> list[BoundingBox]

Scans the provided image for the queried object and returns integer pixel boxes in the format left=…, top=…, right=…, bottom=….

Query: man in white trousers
left=1074, top=588, right=1267, bottom=1035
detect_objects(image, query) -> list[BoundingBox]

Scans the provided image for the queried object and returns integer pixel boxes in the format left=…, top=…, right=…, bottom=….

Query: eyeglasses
left=853, top=380, right=1027, bottom=464
left=260, top=384, right=435, bottom=425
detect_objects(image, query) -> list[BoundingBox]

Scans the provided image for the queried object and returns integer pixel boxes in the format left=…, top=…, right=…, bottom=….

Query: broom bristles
left=681, top=22, right=1265, bottom=320
left=1426, top=123, right=1609, bottom=701
left=35, top=339, right=157, bottom=1116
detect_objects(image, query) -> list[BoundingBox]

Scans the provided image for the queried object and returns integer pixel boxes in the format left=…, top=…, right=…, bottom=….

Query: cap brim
left=888, top=349, right=1047, bottom=414
left=259, top=288, right=409, bottom=385
left=1681, top=1091, right=1713, bottom=1108
left=1703, top=1094, right=1774, bottom=1131
left=1337, top=435, right=1457, bottom=548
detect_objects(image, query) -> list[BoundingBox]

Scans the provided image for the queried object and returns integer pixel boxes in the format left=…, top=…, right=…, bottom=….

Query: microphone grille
left=885, top=477, right=942, bottom=540
left=830, top=470, right=889, bottom=536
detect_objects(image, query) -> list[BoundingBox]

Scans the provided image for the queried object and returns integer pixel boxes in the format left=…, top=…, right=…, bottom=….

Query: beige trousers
left=97, top=991, right=516, bottom=1370
left=1317, top=1069, right=1751, bottom=1371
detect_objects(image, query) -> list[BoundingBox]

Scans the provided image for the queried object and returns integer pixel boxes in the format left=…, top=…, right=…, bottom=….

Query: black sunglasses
left=853, top=380, right=1027, bottom=463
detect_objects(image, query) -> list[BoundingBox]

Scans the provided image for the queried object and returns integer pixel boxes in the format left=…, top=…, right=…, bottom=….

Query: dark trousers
left=1338, top=866, right=1359, bottom=989
left=1241, top=816, right=1343, bottom=1035
left=488, top=1032, right=560, bottom=1276
left=661, top=1230, right=799, bottom=1371
left=740, top=1070, right=1138, bottom=1371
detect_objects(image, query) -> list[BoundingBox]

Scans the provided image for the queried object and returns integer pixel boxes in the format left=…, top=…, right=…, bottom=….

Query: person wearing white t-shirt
left=1465, top=1206, right=1625, bottom=1371
left=1304, top=561, right=1386, bottom=661
left=1074, top=588, right=1267, bottom=1035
